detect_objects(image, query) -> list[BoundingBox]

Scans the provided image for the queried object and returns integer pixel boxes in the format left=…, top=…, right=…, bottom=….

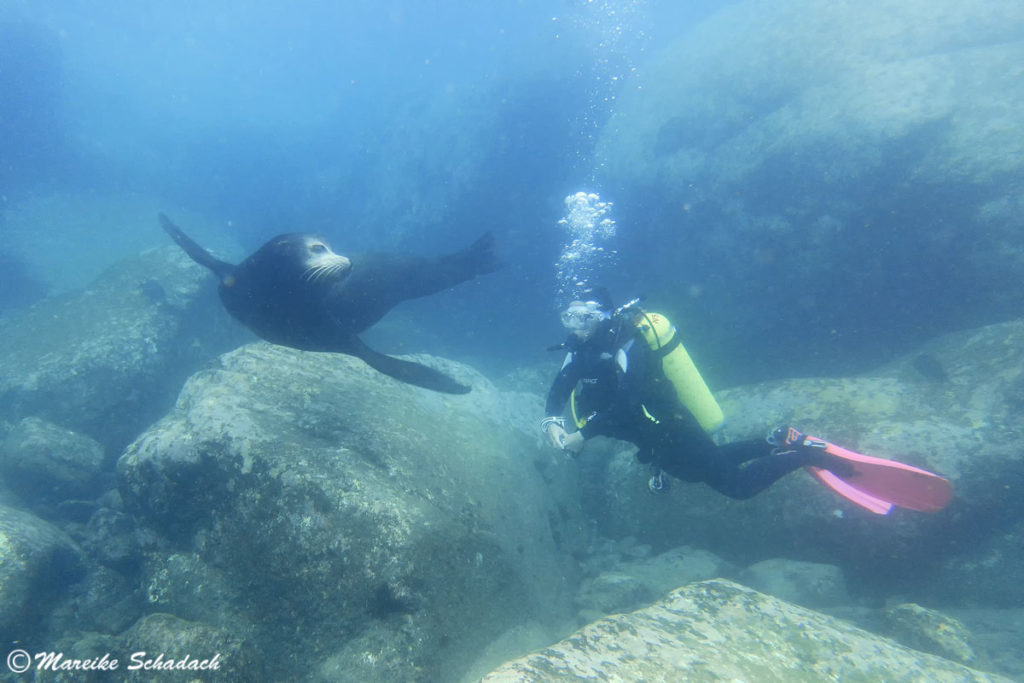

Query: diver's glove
left=541, top=416, right=568, bottom=450
left=560, top=430, right=584, bottom=454
left=541, top=416, right=584, bottom=453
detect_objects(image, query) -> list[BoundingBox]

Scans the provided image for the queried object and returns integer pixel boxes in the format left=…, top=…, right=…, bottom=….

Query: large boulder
left=482, top=579, right=1011, bottom=681
left=599, top=1, right=1024, bottom=194
left=120, top=613, right=262, bottom=682
left=594, top=0, right=1024, bottom=378
left=583, top=319, right=1024, bottom=605
left=0, top=417, right=106, bottom=511
left=936, top=517, right=1024, bottom=608
left=0, top=504, right=84, bottom=642
left=117, top=342, right=586, bottom=682
left=0, top=245, right=243, bottom=452
left=35, top=611, right=261, bottom=683
left=884, top=603, right=979, bottom=667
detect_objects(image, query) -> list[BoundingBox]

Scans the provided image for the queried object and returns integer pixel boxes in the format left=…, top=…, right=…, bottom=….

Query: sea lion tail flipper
left=344, top=336, right=471, bottom=394
left=467, top=231, right=502, bottom=276
left=159, top=213, right=235, bottom=279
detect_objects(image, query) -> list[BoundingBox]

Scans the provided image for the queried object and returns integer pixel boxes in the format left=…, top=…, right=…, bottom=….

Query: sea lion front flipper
left=159, top=213, right=236, bottom=280
left=343, top=336, right=471, bottom=395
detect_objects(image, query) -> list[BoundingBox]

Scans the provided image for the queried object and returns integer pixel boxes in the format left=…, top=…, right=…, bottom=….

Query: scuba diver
left=541, top=292, right=861, bottom=499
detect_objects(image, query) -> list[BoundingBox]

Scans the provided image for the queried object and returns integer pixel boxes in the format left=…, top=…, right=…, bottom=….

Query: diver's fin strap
left=767, top=426, right=829, bottom=456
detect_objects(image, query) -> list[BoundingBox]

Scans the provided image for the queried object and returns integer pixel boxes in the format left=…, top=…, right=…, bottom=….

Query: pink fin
left=806, top=466, right=893, bottom=515
left=808, top=435, right=953, bottom=513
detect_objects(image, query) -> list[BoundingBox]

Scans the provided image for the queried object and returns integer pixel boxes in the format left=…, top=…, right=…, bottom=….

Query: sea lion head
left=262, top=233, right=352, bottom=283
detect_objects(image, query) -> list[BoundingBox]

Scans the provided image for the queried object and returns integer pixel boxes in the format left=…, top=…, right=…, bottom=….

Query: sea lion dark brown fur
left=160, top=213, right=499, bottom=393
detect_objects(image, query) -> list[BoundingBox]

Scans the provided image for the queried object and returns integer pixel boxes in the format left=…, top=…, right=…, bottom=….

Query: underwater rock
left=884, top=603, right=977, bottom=666
left=0, top=246, right=244, bottom=452
left=482, top=579, right=1012, bottom=682
left=574, top=545, right=735, bottom=617
left=936, top=517, right=1024, bottom=609
left=141, top=552, right=244, bottom=629
left=80, top=504, right=141, bottom=573
left=739, top=557, right=849, bottom=609
left=943, top=608, right=1024, bottom=680
left=573, top=572, right=653, bottom=619
left=47, top=565, right=143, bottom=638
left=121, top=613, right=261, bottom=682
left=594, top=0, right=1024, bottom=379
left=0, top=417, right=105, bottom=508
left=314, top=621, right=440, bottom=683
left=41, top=631, right=124, bottom=683
left=0, top=503, right=84, bottom=640
left=461, top=621, right=576, bottom=683
left=118, top=342, right=585, bottom=682
left=913, top=354, right=950, bottom=383
left=599, top=0, right=1024, bottom=193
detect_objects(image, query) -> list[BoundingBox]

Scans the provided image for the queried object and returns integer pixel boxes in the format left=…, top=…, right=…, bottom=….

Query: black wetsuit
left=545, top=318, right=835, bottom=499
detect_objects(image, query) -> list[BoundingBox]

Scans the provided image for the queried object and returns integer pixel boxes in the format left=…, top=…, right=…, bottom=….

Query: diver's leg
left=701, top=439, right=855, bottom=499
left=654, top=429, right=853, bottom=499
left=715, top=439, right=773, bottom=465
left=700, top=443, right=814, bottom=499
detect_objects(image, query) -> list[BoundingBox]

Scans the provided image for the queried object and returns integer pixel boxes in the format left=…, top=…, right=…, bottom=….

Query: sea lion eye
left=310, top=243, right=328, bottom=254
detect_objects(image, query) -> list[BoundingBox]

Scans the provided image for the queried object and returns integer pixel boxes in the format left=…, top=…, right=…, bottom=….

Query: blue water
left=1, top=0, right=1020, bottom=386
left=0, top=1, right=729, bottom=374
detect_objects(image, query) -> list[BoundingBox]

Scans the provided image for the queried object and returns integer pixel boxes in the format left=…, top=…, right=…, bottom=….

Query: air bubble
left=555, top=191, right=618, bottom=305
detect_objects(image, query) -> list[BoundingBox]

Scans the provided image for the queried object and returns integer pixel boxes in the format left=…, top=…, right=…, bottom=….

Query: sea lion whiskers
left=302, top=261, right=348, bottom=282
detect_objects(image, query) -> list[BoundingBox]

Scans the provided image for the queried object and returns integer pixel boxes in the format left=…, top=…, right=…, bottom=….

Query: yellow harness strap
left=569, top=388, right=586, bottom=429
left=572, top=389, right=660, bottom=427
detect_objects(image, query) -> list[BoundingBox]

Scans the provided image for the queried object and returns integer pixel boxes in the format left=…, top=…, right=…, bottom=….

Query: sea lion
left=160, top=213, right=499, bottom=394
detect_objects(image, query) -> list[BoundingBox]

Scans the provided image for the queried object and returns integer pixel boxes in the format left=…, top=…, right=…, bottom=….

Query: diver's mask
left=561, top=300, right=611, bottom=341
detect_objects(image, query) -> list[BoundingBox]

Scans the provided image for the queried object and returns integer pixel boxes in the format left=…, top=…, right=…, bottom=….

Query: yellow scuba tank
left=635, top=312, right=724, bottom=433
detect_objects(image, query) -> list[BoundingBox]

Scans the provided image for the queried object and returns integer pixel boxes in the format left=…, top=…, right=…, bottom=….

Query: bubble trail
left=555, top=191, right=617, bottom=304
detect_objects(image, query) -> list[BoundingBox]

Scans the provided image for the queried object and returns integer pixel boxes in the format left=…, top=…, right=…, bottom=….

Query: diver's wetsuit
left=545, top=319, right=836, bottom=499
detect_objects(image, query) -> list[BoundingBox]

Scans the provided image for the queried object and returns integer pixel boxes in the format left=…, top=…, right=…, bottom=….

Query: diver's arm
left=542, top=353, right=581, bottom=449
left=544, top=353, right=578, bottom=416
